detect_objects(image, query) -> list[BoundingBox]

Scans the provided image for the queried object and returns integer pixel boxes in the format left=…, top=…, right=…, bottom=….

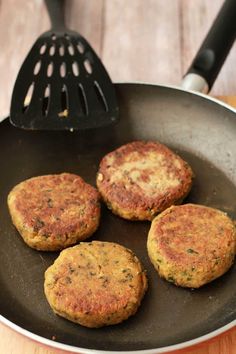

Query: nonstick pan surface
left=0, top=83, right=236, bottom=353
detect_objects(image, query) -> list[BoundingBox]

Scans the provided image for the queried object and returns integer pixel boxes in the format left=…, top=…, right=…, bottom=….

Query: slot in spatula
left=10, top=0, right=119, bottom=130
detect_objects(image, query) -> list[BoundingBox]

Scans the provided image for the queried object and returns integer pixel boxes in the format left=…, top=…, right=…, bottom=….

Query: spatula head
left=10, top=30, right=119, bottom=130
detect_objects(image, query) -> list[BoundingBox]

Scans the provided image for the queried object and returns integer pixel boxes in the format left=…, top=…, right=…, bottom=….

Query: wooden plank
left=0, top=319, right=235, bottom=353
left=216, top=96, right=236, bottom=109
left=102, top=0, right=182, bottom=85
left=1, top=0, right=236, bottom=119
left=66, top=0, right=104, bottom=55
left=0, top=2, right=236, bottom=351
left=181, top=0, right=236, bottom=95
left=0, top=0, right=50, bottom=118
left=0, top=0, right=103, bottom=119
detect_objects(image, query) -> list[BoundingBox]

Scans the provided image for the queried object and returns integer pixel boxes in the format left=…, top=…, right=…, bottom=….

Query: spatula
left=10, top=0, right=119, bottom=130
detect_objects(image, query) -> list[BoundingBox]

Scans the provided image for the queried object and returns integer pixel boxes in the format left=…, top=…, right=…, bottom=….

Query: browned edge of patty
left=96, top=141, right=194, bottom=221
left=7, top=173, right=101, bottom=251
left=44, top=241, right=148, bottom=327
left=147, top=204, right=236, bottom=288
left=44, top=241, right=147, bottom=328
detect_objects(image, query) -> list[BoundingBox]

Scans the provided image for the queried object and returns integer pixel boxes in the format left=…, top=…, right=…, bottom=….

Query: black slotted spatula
left=10, top=0, right=119, bottom=130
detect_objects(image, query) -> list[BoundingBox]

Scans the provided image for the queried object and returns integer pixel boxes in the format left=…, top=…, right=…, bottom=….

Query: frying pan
left=1, top=0, right=236, bottom=353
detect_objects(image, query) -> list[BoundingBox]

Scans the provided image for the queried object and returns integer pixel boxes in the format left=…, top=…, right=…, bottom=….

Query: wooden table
left=0, top=1, right=236, bottom=353
left=0, top=0, right=236, bottom=118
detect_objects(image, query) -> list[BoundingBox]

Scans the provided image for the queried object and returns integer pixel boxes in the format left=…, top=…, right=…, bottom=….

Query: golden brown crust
left=96, top=141, right=193, bottom=221
left=44, top=241, right=148, bottom=328
left=7, top=173, right=100, bottom=251
left=147, top=204, right=236, bottom=288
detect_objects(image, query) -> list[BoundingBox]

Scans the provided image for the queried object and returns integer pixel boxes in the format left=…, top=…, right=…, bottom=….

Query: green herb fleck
left=187, top=248, right=199, bottom=254
left=33, top=217, right=45, bottom=231
left=47, top=198, right=53, bottom=208
left=68, top=265, right=75, bottom=273
left=167, top=276, right=175, bottom=283
left=65, top=276, right=72, bottom=284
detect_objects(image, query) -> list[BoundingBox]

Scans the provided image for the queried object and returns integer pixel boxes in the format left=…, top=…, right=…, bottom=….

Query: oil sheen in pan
left=0, top=117, right=235, bottom=351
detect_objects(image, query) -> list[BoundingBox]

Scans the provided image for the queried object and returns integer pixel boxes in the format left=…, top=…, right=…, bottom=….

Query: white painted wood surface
left=0, top=0, right=236, bottom=118
left=0, top=1, right=235, bottom=353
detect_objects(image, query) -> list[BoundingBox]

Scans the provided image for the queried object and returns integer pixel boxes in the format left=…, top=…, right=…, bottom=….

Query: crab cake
left=44, top=241, right=148, bottom=328
left=147, top=204, right=236, bottom=288
left=96, top=141, right=193, bottom=221
left=7, top=173, right=100, bottom=251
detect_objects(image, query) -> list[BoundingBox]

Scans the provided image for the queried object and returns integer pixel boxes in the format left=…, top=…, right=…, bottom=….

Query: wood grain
left=0, top=0, right=236, bottom=118
left=102, top=0, right=182, bottom=84
left=180, top=0, right=236, bottom=96
left=0, top=312, right=235, bottom=353
left=0, top=95, right=235, bottom=354
left=0, top=0, right=236, bottom=353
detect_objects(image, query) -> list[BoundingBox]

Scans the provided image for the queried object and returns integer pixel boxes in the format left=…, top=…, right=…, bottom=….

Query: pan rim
left=114, top=81, right=236, bottom=113
left=0, top=314, right=235, bottom=353
left=1, top=82, right=235, bottom=352
left=1, top=82, right=236, bottom=125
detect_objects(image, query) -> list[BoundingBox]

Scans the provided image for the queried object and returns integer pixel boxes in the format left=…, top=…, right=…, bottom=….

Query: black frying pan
left=1, top=1, right=236, bottom=353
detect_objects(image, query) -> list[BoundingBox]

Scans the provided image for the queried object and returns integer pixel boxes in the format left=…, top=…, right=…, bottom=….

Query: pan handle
left=45, top=0, right=66, bottom=31
left=181, top=0, right=236, bottom=93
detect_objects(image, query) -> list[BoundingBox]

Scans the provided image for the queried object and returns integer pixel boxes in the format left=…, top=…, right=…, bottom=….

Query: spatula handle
left=45, top=0, right=66, bottom=31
